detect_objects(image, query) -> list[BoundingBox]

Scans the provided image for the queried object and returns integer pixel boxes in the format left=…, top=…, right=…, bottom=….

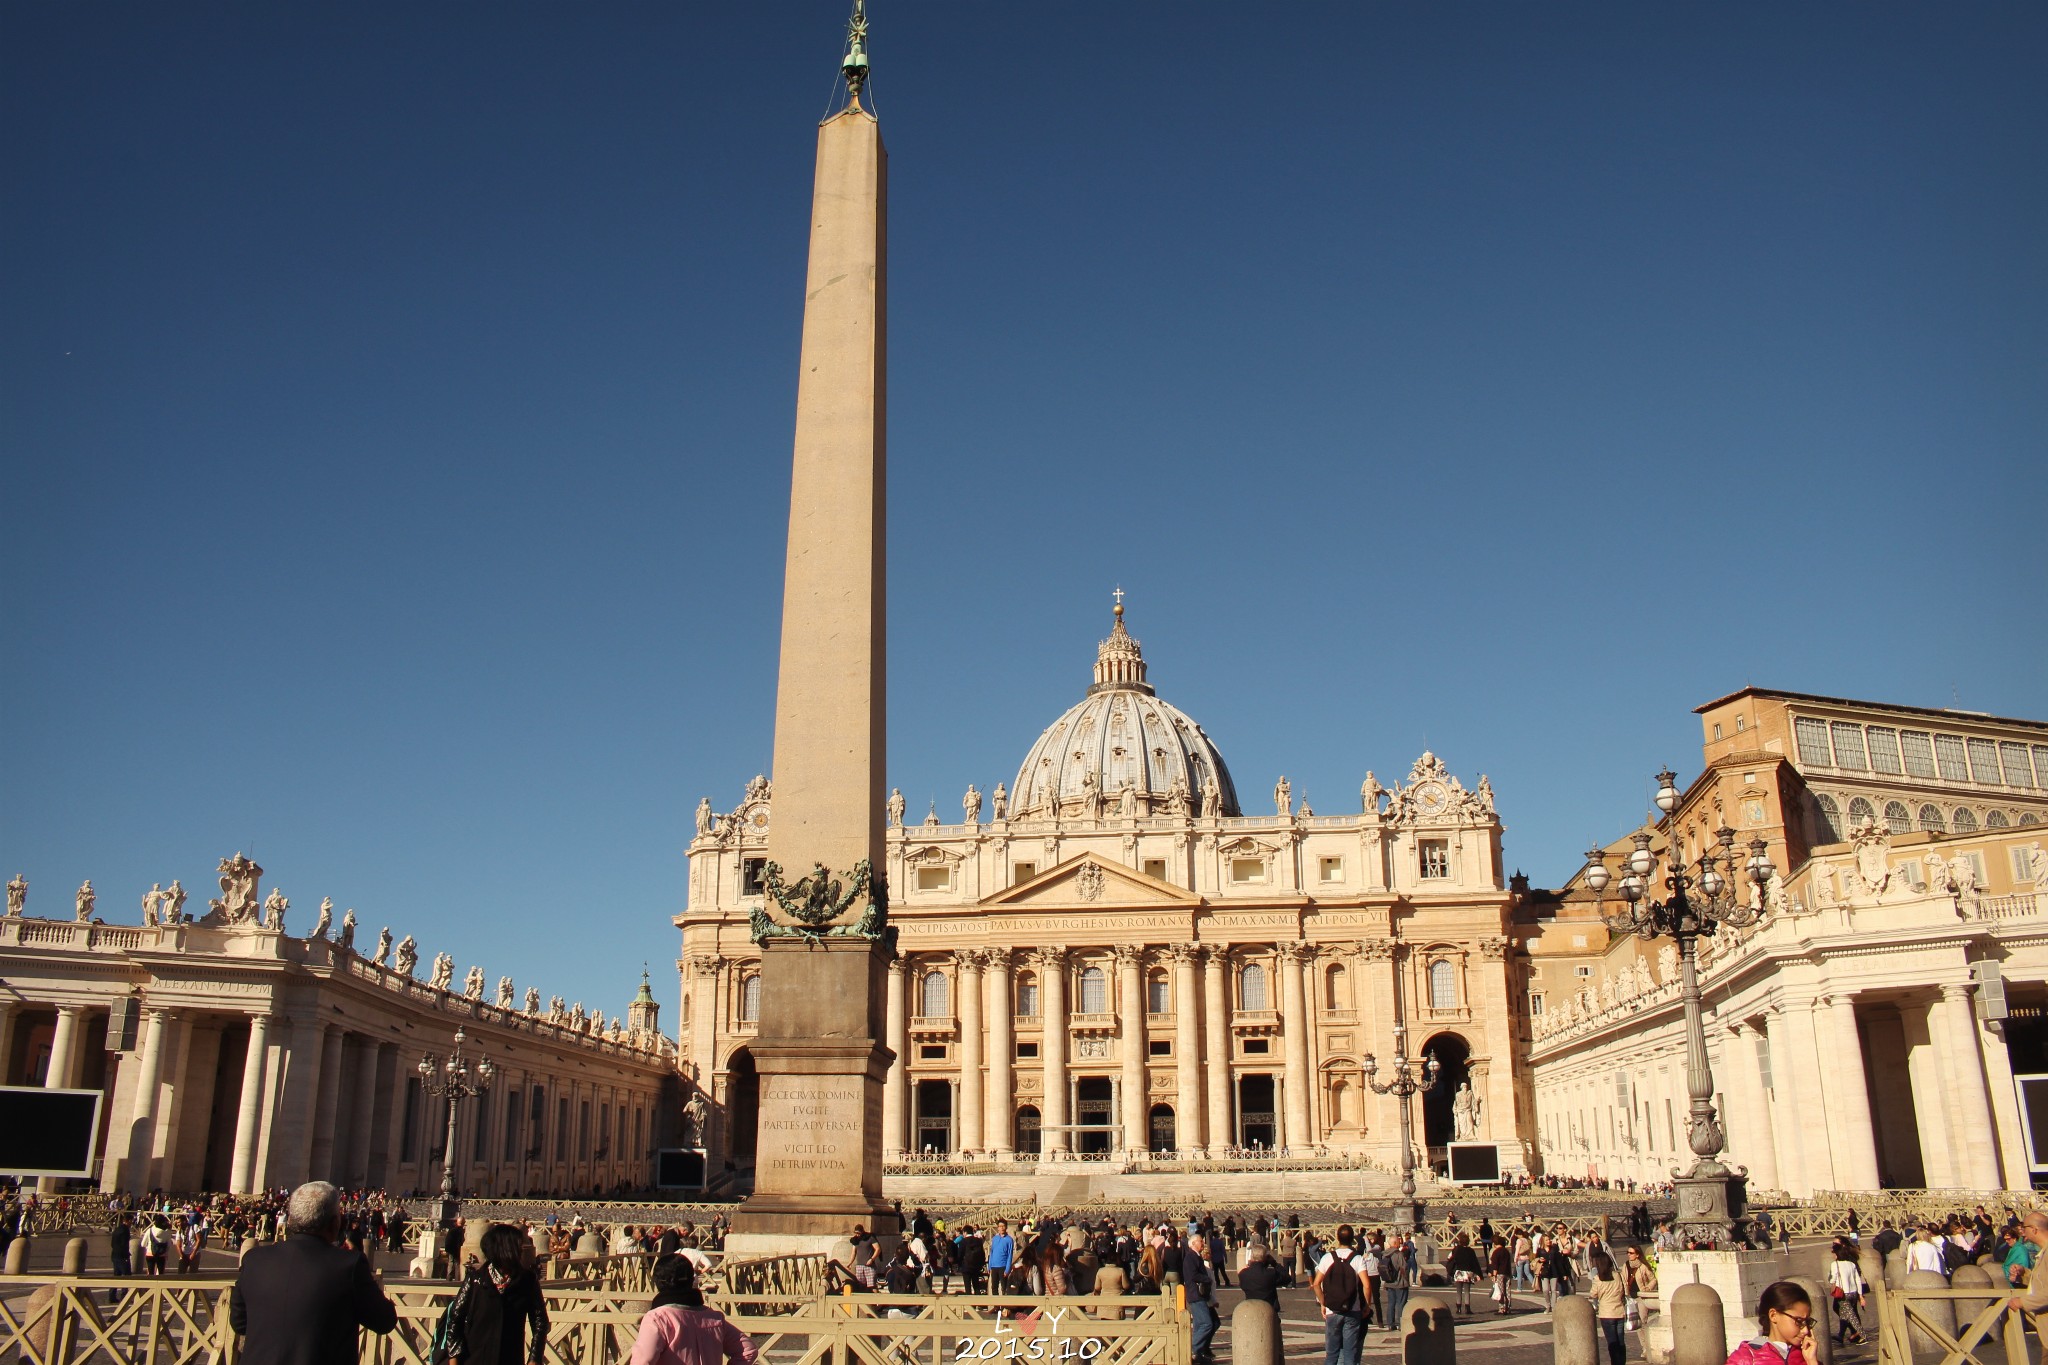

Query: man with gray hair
left=230, top=1181, right=396, bottom=1365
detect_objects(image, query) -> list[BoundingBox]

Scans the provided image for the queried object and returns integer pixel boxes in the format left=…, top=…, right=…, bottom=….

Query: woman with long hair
left=1038, top=1238, right=1070, bottom=1296
left=449, top=1223, right=549, bottom=1365
left=1726, top=1282, right=1819, bottom=1365
left=1587, top=1250, right=1626, bottom=1365
left=631, top=1255, right=759, bottom=1365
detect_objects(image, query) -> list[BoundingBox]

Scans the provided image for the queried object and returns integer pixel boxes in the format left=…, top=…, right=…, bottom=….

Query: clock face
left=1416, top=782, right=1449, bottom=816
left=749, top=809, right=770, bottom=832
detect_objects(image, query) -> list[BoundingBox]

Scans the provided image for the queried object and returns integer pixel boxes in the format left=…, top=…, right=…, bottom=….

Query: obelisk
left=726, top=3, right=897, bottom=1250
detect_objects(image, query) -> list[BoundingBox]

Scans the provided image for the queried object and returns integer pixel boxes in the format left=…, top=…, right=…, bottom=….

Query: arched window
left=1329, top=1077, right=1352, bottom=1127
left=1813, top=795, right=1842, bottom=844
left=1987, top=810, right=2010, bottom=829
left=1428, top=960, right=1457, bottom=1009
left=1883, top=801, right=1911, bottom=835
left=1240, top=963, right=1269, bottom=1011
left=1078, top=966, right=1107, bottom=1014
left=1325, top=964, right=1349, bottom=1010
left=920, top=970, right=949, bottom=1018
left=740, top=974, right=761, bottom=1022
left=1917, top=804, right=1945, bottom=833
left=1015, top=973, right=1039, bottom=1018
left=1146, top=971, right=1170, bottom=1013
left=1846, top=797, right=1876, bottom=831
left=1953, top=807, right=1979, bottom=833
left=2022, top=813, right=2041, bottom=827
left=681, top=995, right=691, bottom=1024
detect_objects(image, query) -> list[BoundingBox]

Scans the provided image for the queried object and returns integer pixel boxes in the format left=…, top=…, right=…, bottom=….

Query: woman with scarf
left=631, top=1255, right=759, bottom=1365
left=446, top=1224, right=549, bottom=1365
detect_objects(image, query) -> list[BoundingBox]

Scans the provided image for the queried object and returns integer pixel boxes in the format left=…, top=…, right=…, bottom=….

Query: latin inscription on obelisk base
left=725, top=9, right=898, bottom=1254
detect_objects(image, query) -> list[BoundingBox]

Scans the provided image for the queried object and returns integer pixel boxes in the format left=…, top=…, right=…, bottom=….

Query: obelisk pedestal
left=726, top=18, right=897, bottom=1256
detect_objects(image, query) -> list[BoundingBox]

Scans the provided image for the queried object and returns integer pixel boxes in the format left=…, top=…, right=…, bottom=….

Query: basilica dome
left=1012, top=603, right=1241, bottom=819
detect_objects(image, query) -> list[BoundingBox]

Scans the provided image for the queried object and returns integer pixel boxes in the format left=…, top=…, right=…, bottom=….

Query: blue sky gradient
left=5, top=3, right=2043, bottom=1016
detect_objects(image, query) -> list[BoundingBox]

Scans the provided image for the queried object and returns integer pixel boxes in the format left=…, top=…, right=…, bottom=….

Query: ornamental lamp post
left=1584, top=767, right=1775, bottom=1247
left=1362, top=1021, right=1441, bottom=1232
left=419, top=1026, right=494, bottom=1225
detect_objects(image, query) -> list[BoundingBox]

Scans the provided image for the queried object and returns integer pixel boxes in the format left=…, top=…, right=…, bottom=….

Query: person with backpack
left=1382, top=1236, right=1413, bottom=1332
left=1314, top=1226, right=1368, bottom=1365
left=432, top=1223, right=547, bottom=1365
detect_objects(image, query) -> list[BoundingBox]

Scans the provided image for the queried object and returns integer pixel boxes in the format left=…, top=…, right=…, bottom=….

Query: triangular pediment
left=980, top=853, right=1200, bottom=909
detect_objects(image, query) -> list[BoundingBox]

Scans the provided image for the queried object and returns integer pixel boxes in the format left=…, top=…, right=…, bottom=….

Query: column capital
left=1110, top=943, right=1145, bottom=968
left=1029, top=946, right=1067, bottom=971
left=1357, top=938, right=1397, bottom=962
left=1940, top=981, right=1973, bottom=1004
left=887, top=956, right=909, bottom=979
left=1276, top=940, right=1313, bottom=963
left=953, top=947, right=989, bottom=972
left=1166, top=942, right=1203, bottom=964
left=687, top=954, right=727, bottom=977
left=1475, top=935, right=1511, bottom=961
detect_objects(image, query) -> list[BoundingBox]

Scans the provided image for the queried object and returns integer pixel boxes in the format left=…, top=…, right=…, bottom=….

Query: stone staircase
left=883, top=1165, right=1435, bottom=1209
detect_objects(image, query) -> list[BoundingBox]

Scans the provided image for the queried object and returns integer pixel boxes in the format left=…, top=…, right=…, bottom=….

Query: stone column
left=1359, top=941, right=1401, bottom=1164
left=1761, top=1007, right=1809, bottom=1195
left=116, top=1008, right=169, bottom=1192
left=1278, top=943, right=1313, bottom=1151
left=1778, top=1003, right=1837, bottom=1191
left=229, top=1015, right=272, bottom=1195
left=986, top=953, right=1014, bottom=1157
left=957, top=950, right=985, bottom=1156
left=1170, top=944, right=1204, bottom=1153
left=0, top=1004, right=18, bottom=1086
left=1722, top=1021, right=1779, bottom=1195
left=1473, top=937, right=1518, bottom=1158
left=1203, top=947, right=1232, bottom=1153
left=1935, top=983, right=2002, bottom=1190
left=1116, top=946, right=1147, bottom=1157
left=307, top=1025, right=347, bottom=1181
left=883, top=957, right=909, bottom=1160
left=347, top=1036, right=380, bottom=1187
left=1820, top=996, right=1881, bottom=1192
left=45, top=1004, right=84, bottom=1089
left=1037, top=948, right=1069, bottom=1155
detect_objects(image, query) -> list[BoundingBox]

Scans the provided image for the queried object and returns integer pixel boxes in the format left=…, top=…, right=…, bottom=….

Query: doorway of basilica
left=1075, top=1077, right=1113, bottom=1154
left=1237, top=1074, right=1276, bottom=1149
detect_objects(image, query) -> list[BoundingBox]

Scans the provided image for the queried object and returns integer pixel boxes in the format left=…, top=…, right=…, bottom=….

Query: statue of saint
left=75, top=880, right=96, bottom=922
left=1361, top=772, right=1385, bottom=817
left=5, top=874, right=24, bottom=916
left=430, top=952, right=454, bottom=991
left=163, top=880, right=186, bottom=923
left=261, top=888, right=288, bottom=932
left=373, top=926, right=392, bottom=965
left=142, top=883, right=164, bottom=926
left=682, top=1094, right=709, bottom=1147
left=887, top=788, right=907, bottom=827
left=1201, top=769, right=1221, bottom=817
left=963, top=785, right=982, bottom=824
left=1081, top=770, right=1102, bottom=818
left=496, top=976, right=515, bottom=1008
left=525, top=986, right=541, bottom=1014
left=990, top=782, right=1008, bottom=820
left=393, top=935, right=418, bottom=977
left=312, top=897, right=333, bottom=940
left=464, top=965, right=485, bottom=999
left=1274, top=776, right=1292, bottom=817
left=337, top=908, right=357, bottom=950
left=1476, top=775, right=1496, bottom=813
left=1452, top=1082, right=1480, bottom=1140
left=694, top=797, right=714, bottom=836
left=1118, top=781, right=1137, bottom=817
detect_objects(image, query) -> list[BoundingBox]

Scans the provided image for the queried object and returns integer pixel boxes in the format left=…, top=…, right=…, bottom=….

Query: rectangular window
left=1967, top=852, right=1988, bottom=886
left=1016, top=1040, right=1039, bottom=1059
left=556, top=1098, right=570, bottom=1161
left=1142, top=858, right=1168, bottom=880
left=1243, top=1038, right=1270, bottom=1055
left=1419, top=840, right=1451, bottom=879
left=1712, top=723, right=1723, bottom=741
left=1149, top=1039, right=1172, bottom=1056
left=1664, top=1098, right=1675, bottom=1151
left=918, top=1044, right=948, bottom=1061
left=1794, top=717, right=1833, bottom=767
left=2034, top=746, right=2048, bottom=790
left=1575, top=964, right=1594, bottom=978
left=741, top=858, right=767, bottom=896
left=1898, top=860, right=1926, bottom=891
left=1829, top=722, right=1868, bottom=771
left=2017, top=848, right=2038, bottom=883
left=2001, top=742, right=2035, bottom=789
left=401, top=1079, right=421, bottom=1162
left=1530, top=993, right=1545, bottom=1016
left=1968, top=738, right=2003, bottom=785
left=1016, top=981, right=1039, bottom=1017
left=1754, top=1035, right=1773, bottom=1094
left=915, top=864, right=952, bottom=892
left=1901, top=731, right=1937, bottom=779
left=1867, top=727, right=1903, bottom=775
left=1147, top=977, right=1169, bottom=1012
left=1319, top=856, right=1345, bottom=883
left=1012, top=862, right=1036, bottom=885
left=1936, top=734, right=1971, bottom=781
left=1230, top=858, right=1266, bottom=884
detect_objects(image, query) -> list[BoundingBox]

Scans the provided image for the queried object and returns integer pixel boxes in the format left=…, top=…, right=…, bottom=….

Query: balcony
left=908, top=1015, right=956, bottom=1038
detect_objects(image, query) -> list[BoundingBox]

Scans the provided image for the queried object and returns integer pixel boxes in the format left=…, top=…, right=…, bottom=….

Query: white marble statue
left=1361, top=771, right=1384, bottom=817
left=682, top=1094, right=708, bottom=1147
left=964, top=785, right=982, bottom=824
left=1274, top=776, right=1292, bottom=817
left=163, top=880, right=187, bottom=923
left=394, top=935, right=418, bottom=977
left=261, top=887, right=288, bottom=931
left=694, top=797, right=714, bottom=836
left=142, top=883, right=164, bottom=925
left=312, top=897, right=333, bottom=939
left=5, top=874, right=23, bottom=916
left=1201, top=769, right=1221, bottom=816
left=1948, top=854, right=1980, bottom=900
left=373, top=926, right=392, bottom=965
left=1118, top=781, right=1137, bottom=817
left=1081, top=770, right=1102, bottom=818
left=429, top=952, right=454, bottom=991
left=525, top=987, right=541, bottom=1014
left=337, top=908, right=356, bottom=950
left=1476, top=775, right=1496, bottom=812
left=1656, top=943, right=1679, bottom=984
left=464, top=965, right=485, bottom=999
left=2026, top=842, right=2048, bottom=888
left=990, top=782, right=1008, bottom=820
left=74, top=880, right=95, bottom=922
left=1452, top=1082, right=1480, bottom=1140
left=887, top=788, right=906, bottom=827
left=208, top=854, right=263, bottom=924
left=496, top=976, right=515, bottom=1008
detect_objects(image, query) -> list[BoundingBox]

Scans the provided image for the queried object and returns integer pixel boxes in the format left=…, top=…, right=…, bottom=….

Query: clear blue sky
left=5, top=4, right=2043, bottom=1018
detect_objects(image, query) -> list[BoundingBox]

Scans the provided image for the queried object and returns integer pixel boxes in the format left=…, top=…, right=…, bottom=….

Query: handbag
left=429, top=1277, right=475, bottom=1365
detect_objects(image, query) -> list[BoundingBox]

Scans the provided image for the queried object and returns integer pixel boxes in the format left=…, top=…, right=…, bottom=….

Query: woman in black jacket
left=1444, top=1235, right=1484, bottom=1317
left=452, top=1223, right=550, bottom=1365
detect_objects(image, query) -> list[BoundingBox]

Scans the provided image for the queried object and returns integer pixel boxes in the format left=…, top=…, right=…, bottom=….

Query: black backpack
left=1317, top=1253, right=1362, bottom=1313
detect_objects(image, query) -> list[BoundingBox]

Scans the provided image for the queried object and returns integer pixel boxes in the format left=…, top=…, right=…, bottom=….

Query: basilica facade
left=675, top=606, right=1531, bottom=1177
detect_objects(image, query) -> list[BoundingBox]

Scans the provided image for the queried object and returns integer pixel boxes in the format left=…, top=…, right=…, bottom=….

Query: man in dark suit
left=230, top=1181, right=397, bottom=1365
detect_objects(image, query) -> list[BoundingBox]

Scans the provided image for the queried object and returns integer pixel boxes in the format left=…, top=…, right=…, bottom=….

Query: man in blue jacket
left=987, top=1219, right=1016, bottom=1290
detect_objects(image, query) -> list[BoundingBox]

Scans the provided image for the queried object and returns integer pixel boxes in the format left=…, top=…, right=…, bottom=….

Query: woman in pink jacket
left=631, top=1257, right=759, bottom=1365
left=1725, top=1282, right=1820, bottom=1365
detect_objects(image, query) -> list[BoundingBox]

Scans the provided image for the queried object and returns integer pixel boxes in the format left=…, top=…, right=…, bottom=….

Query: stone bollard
left=1553, top=1293, right=1598, bottom=1365
left=1884, top=1250, right=1906, bottom=1291
left=1670, top=1281, right=1727, bottom=1365
left=1904, top=1269, right=1955, bottom=1362
left=575, top=1231, right=604, bottom=1256
left=61, top=1237, right=88, bottom=1275
left=4, top=1236, right=31, bottom=1275
left=1948, top=1264, right=1999, bottom=1363
left=1788, top=1277, right=1832, bottom=1365
left=1859, top=1247, right=1886, bottom=1307
left=1230, top=1297, right=1282, bottom=1365
left=1403, top=1294, right=1457, bottom=1365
